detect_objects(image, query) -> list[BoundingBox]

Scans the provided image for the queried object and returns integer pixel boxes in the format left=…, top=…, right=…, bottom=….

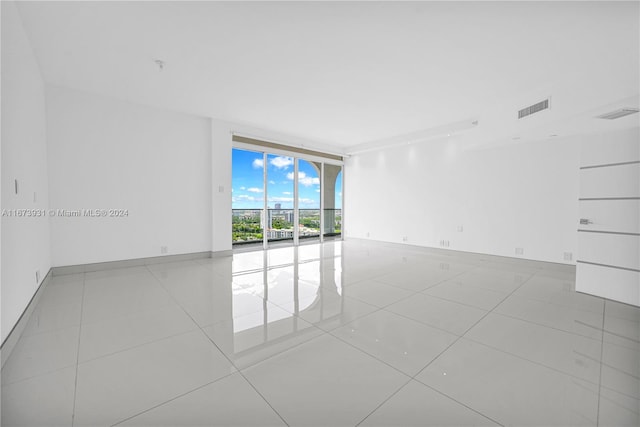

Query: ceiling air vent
left=596, top=108, right=639, bottom=120
left=518, top=99, right=550, bottom=119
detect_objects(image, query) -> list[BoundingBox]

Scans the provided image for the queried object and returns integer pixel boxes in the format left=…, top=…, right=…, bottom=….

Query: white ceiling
left=15, top=1, right=640, bottom=152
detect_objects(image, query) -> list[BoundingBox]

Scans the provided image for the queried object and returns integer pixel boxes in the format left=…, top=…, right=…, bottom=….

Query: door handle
left=579, top=218, right=593, bottom=225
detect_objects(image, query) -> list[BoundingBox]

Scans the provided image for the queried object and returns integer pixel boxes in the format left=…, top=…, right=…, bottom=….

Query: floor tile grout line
left=1, top=362, right=80, bottom=389
left=596, top=301, right=607, bottom=426
left=353, top=377, right=414, bottom=427
left=492, top=310, right=604, bottom=341
left=599, top=383, right=640, bottom=402
left=109, top=371, right=238, bottom=426
left=144, top=264, right=292, bottom=427
left=70, top=273, right=86, bottom=427
left=462, top=336, right=602, bottom=387
left=410, top=268, right=536, bottom=381
left=75, top=326, right=201, bottom=366
left=324, top=312, right=500, bottom=426
left=379, top=263, right=539, bottom=426
left=411, top=377, right=506, bottom=427
left=350, top=259, right=507, bottom=426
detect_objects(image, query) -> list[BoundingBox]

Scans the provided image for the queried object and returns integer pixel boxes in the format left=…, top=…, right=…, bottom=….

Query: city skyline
left=232, top=148, right=342, bottom=210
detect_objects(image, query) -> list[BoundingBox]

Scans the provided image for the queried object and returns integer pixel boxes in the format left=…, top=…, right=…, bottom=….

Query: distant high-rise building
left=275, top=203, right=281, bottom=210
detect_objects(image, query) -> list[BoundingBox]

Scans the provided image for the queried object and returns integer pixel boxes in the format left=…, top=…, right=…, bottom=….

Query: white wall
left=46, top=86, right=212, bottom=266
left=345, top=134, right=583, bottom=264
left=211, top=120, right=233, bottom=253
left=1, top=1, right=52, bottom=343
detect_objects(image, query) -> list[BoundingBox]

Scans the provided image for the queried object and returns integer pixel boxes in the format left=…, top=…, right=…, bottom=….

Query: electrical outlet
left=218, top=185, right=224, bottom=193
left=366, top=232, right=370, bottom=238
left=440, top=263, right=450, bottom=270
left=161, top=246, right=168, bottom=254
left=563, top=252, right=573, bottom=261
left=515, top=247, right=524, bottom=255
left=457, top=225, right=463, bottom=232
left=402, top=236, right=408, bottom=242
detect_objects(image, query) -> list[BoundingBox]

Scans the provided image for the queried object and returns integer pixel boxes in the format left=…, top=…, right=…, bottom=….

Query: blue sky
left=232, top=148, right=342, bottom=210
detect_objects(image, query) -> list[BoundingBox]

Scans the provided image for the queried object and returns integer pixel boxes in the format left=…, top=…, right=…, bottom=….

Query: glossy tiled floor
left=2, top=240, right=638, bottom=426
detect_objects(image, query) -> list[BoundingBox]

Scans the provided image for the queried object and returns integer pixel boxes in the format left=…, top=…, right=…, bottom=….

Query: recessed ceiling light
left=512, top=136, right=521, bottom=140
left=549, top=134, right=558, bottom=137
left=596, top=108, right=639, bottom=120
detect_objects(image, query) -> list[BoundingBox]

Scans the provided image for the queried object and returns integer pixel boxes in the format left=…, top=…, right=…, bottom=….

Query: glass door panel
left=232, top=148, right=265, bottom=247
left=266, top=154, right=294, bottom=247
left=323, top=165, right=342, bottom=240
left=298, top=159, right=321, bottom=243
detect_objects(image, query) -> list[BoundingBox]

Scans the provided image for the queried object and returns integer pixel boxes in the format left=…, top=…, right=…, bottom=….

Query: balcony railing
left=232, top=208, right=341, bottom=245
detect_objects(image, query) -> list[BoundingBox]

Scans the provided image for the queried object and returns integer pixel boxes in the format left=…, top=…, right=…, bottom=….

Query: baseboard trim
left=211, top=249, right=233, bottom=258
left=51, top=251, right=214, bottom=276
left=1, top=268, right=53, bottom=369
left=344, top=237, right=576, bottom=273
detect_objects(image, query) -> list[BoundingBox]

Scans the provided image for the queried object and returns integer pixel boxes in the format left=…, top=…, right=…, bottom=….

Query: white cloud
left=239, top=186, right=246, bottom=190
left=252, top=158, right=264, bottom=169
left=300, top=176, right=320, bottom=187
left=269, top=180, right=276, bottom=185
left=247, top=187, right=263, bottom=193
left=236, top=195, right=262, bottom=202
left=285, top=171, right=319, bottom=187
left=268, top=196, right=294, bottom=203
left=299, top=198, right=317, bottom=205
left=270, top=156, right=293, bottom=169
left=282, top=191, right=292, bottom=195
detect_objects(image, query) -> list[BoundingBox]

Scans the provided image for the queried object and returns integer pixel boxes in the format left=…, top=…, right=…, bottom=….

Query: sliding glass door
left=232, top=146, right=343, bottom=249
left=266, top=154, right=295, bottom=247
left=323, top=165, right=342, bottom=240
left=298, top=159, right=321, bottom=244
left=231, top=148, right=265, bottom=247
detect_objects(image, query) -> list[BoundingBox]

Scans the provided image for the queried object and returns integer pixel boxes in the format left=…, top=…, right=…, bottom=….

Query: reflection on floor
left=1, top=239, right=638, bottom=426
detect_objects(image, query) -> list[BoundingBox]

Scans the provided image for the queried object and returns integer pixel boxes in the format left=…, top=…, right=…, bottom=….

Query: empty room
left=1, top=1, right=639, bottom=426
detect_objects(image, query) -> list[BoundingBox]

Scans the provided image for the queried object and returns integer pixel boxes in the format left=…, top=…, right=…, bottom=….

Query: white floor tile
left=242, top=334, right=408, bottom=426
left=465, top=312, right=602, bottom=382
left=494, top=294, right=604, bottom=340
left=296, top=294, right=379, bottom=332
left=22, top=299, right=82, bottom=337
left=332, top=310, right=457, bottom=376
left=1, top=326, right=79, bottom=385
left=73, top=330, right=235, bottom=426
left=3, top=240, right=631, bottom=427
left=601, top=335, right=640, bottom=400
left=423, top=279, right=508, bottom=310
left=360, top=379, right=499, bottom=426
left=385, top=293, right=487, bottom=335
left=118, top=373, right=286, bottom=426
left=203, top=306, right=324, bottom=369
left=343, top=279, right=414, bottom=308
left=515, top=275, right=604, bottom=314
left=78, top=304, right=199, bottom=362
left=375, top=268, right=451, bottom=291
left=598, top=386, right=640, bottom=427
left=1, top=366, right=76, bottom=427
left=416, top=338, right=599, bottom=426
left=82, top=270, right=175, bottom=324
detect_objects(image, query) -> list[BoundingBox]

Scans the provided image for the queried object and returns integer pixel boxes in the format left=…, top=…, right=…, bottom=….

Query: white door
left=575, top=128, right=640, bottom=306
